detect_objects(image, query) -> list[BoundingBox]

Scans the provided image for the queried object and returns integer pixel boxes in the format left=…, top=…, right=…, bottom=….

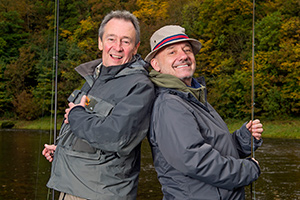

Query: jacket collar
left=75, top=54, right=147, bottom=84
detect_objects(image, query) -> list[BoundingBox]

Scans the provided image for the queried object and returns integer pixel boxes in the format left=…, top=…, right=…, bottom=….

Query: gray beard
left=180, top=76, right=193, bottom=86
left=180, top=76, right=193, bottom=81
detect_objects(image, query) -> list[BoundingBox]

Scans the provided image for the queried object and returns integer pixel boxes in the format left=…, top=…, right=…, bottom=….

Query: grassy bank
left=1, top=116, right=64, bottom=131
left=226, top=118, right=300, bottom=139
left=1, top=117, right=299, bottom=139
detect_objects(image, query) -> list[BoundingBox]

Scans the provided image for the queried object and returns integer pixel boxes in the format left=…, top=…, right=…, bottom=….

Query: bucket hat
left=145, top=25, right=202, bottom=62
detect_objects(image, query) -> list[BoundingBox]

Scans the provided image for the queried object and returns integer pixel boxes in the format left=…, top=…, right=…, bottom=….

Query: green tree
left=4, top=45, right=40, bottom=119
left=181, top=0, right=254, bottom=118
left=256, top=11, right=282, bottom=51
left=181, top=0, right=299, bottom=119
left=279, top=16, right=300, bottom=115
left=0, top=62, right=12, bottom=116
left=0, top=11, right=28, bottom=63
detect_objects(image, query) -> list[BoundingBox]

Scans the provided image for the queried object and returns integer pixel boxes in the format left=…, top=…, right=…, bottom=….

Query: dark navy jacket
left=148, top=78, right=261, bottom=200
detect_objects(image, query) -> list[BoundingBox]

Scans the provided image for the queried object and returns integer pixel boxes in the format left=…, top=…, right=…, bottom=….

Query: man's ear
left=151, top=58, right=161, bottom=72
left=133, top=42, right=140, bottom=55
left=98, top=37, right=103, bottom=51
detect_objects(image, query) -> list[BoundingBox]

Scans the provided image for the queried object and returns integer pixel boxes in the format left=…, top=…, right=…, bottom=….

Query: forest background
left=0, top=0, right=299, bottom=123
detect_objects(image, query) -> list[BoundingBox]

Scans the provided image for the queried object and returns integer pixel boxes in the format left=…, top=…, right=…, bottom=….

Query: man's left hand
left=246, top=119, right=263, bottom=140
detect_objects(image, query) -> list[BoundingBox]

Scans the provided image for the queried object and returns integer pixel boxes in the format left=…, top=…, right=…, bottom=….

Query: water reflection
left=0, top=130, right=299, bottom=200
left=246, top=138, right=300, bottom=200
left=0, top=129, right=53, bottom=199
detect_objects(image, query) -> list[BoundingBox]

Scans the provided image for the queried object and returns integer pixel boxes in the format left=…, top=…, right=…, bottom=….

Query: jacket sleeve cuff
left=246, top=157, right=261, bottom=176
left=68, top=105, right=86, bottom=123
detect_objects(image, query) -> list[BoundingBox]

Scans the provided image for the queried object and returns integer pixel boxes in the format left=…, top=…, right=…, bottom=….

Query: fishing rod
left=54, top=0, right=59, bottom=147
left=250, top=0, right=255, bottom=199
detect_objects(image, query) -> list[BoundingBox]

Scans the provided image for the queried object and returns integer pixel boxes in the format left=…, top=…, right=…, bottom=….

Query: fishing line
left=32, top=0, right=58, bottom=198
left=46, top=0, right=59, bottom=199
left=49, top=0, right=60, bottom=199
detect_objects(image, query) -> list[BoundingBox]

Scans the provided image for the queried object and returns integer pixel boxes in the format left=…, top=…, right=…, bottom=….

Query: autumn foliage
left=0, top=0, right=299, bottom=120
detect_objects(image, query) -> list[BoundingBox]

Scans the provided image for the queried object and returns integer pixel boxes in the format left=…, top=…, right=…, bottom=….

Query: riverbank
left=1, top=116, right=299, bottom=139
left=225, top=118, right=300, bottom=139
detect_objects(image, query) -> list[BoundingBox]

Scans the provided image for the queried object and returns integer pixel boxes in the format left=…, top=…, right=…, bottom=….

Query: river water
left=0, top=129, right=299, bottom=200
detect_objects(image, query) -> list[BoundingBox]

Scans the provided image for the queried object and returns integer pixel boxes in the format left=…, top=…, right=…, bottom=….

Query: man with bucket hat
left=146, top=25, right=264, bottom=199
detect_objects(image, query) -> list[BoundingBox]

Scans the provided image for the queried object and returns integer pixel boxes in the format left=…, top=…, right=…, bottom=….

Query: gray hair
left=98, top=10, right=140, bottom=46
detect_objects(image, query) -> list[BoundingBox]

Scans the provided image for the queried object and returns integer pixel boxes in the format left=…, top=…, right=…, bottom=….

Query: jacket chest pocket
left=84, top=95, right=115, bottom=119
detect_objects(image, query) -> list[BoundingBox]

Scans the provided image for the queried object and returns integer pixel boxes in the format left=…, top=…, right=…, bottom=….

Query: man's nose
left=178, top=49, right=189, bottom=61
left=114, top=41, right=123, bottom=51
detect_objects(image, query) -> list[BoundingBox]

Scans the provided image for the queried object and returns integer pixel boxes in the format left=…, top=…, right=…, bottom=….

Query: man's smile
left=173, top=60, right=192, bottom=69
left=111, top=54, right=123, bottom=59
left=174, top=64, right=189, bottom=69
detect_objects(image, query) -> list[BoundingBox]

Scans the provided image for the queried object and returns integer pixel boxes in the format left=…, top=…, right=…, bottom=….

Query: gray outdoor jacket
left=148, top=77, right=262, bottom=200
left=47, top=55, right=155, bottom=199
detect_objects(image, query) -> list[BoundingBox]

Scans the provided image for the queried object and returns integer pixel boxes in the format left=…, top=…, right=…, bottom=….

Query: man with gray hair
left=146, top=25, right=264, bottom=199
left=42, top=10, right=155, bottom=200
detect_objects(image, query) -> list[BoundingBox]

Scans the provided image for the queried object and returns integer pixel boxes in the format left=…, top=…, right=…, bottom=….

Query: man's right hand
left=42, top=144, right=57, bottom=162
left=64, top=95, right=87, bottom=124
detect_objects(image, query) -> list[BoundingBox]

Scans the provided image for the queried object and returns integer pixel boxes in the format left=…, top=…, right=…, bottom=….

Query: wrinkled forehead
left=104, top=18, right=137, bottom=42
left=102, top=19, right=131, bottom=33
